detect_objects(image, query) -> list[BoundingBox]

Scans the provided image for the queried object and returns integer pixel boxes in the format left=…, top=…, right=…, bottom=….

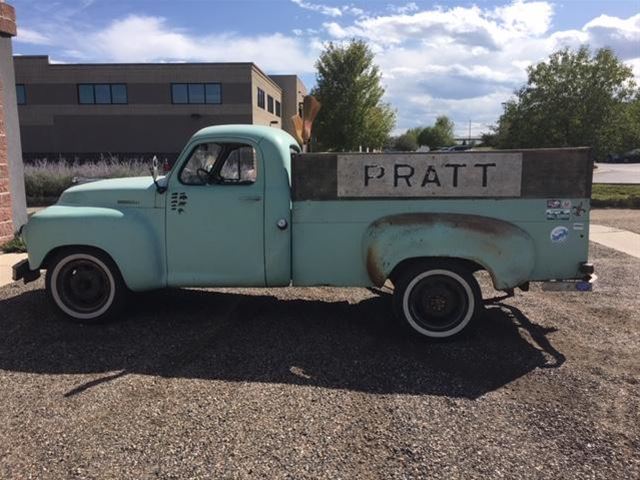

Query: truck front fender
left=24, top=206, right=165, bottom=291
left=363, top=213, right=535, bottom=290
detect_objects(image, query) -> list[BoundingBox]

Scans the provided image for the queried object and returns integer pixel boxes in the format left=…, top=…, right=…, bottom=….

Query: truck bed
left=290, top=149, right=593, bottom=288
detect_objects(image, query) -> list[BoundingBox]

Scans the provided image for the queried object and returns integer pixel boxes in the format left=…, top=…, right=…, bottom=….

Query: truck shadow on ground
left=0, top=285, right=564, bottom=400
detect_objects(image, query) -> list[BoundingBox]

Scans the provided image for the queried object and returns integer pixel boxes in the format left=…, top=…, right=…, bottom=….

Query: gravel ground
left=591, top=208, right=640, bottom=234
left=0, top=242, right=638, bottom=479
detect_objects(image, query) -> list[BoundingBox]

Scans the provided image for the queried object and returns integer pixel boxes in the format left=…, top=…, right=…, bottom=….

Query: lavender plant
left=24, top=158, right=151, bottom=203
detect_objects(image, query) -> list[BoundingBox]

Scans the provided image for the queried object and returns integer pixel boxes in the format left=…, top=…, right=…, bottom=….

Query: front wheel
left=46, top=248, right=127, bottom=323
left=393, top=261, right=482, bottom=339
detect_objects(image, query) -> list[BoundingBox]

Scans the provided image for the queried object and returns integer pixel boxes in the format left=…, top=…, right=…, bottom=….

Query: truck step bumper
left=541, top=274, right=597, bottom=292
left=12, top=259, right=41, bottom=284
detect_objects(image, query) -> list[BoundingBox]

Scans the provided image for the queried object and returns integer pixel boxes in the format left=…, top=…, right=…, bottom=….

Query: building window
left=111, top=84, right=128, bottom=104
left=206, top=83, right=221, bottom=104
left=298, top=101, right=304, bottom=117
left=172, top=84, right=188, bottom=104
left=172, top=83, right=222, bottom=104
left=267, top=95, right=274, bottom=114
left=94, top=84, right=111, bottom=104
left=78, top=84, right=94, bottom=104
left=78, top=84, right=128, bottom=104
left=188, top=84, right=205, bottom=103
left=257, top=88, right=265, bottom=109
left=275, top=100, right=281, bottom=117
left=16, top=84, right=26, bottom=105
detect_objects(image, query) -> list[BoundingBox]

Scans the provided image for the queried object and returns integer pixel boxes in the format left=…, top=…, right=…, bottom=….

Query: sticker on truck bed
left=550, top=226, right=570, bottom=243
left=336, top=153, right=523, bottom=197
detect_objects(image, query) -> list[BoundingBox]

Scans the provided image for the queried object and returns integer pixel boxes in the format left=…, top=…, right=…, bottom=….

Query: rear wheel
left=393, top=261, right=482, bottom=338
left=45, top=248, right=127, bottom=323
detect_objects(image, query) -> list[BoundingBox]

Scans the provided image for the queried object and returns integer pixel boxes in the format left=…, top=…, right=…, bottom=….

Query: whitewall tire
left=393, top=261, right=482, bottom=339
left=46, top=248, right=127, bottom=323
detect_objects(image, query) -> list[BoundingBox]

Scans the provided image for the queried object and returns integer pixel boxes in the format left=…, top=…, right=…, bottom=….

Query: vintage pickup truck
left=13, top=125, right=595, bottom=338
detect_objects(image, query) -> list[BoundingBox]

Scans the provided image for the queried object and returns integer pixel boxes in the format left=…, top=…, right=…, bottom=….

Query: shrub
left=0, top=235, right=26, bottom=253
left=24, top=158, right=150, bottom=204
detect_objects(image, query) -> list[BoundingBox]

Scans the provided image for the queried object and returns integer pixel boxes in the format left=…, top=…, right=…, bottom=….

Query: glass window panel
left=220, top=146, right=256, bottom=184
left=78, top=84, right=94, bottom=104
left=180, top=142, right=222, bottom=185
left=188, top=83, right=205, bottom=104
left=94, top=84, right=111, bottom=104
left=267, top=95, right=274, bottom=113
left=205, top=83, right=221, bottom=104
left=275, top=100, right=281, bottom=117
left=16, top=84, right=26, bottom=105
left=111, top=84, right=127, bottom=104
left=257, top=88, right=265, bottom=108
left=172, top=84, right=188, bottom=104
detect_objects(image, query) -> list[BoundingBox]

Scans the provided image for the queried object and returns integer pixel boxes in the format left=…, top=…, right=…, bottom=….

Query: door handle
left=239, top=195, right=262, bottom=202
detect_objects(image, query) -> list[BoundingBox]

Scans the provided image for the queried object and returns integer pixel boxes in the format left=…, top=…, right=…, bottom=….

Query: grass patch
left=592, top=184, right=640, bottom=209
left=0, top=235, right=26, bottom=253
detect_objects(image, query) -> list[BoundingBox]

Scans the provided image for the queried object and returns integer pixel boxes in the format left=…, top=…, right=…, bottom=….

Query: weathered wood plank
left=291, top=148, right=592, bottom=201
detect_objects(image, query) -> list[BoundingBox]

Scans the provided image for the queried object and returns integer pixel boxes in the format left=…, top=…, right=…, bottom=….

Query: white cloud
left=291, top=0, right=343, bottom=17
left=290, top=0, right=366, bottom=18
left=14, top=28, right=51, bottom=45
left=490, top=0, right=553, bottom=37
left=389, top=3, right=419, bottom=15
left=582, top=13, right=640, bottom=59
left=325, top=1, right=555, bottom=47
left=29, top=15, right=319, bottom=74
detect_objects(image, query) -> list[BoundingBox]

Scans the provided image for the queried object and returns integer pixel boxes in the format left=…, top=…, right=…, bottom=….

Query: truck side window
left=218, top=146, right=257, bottom=184
left=180, top=142, right=222, bottom=185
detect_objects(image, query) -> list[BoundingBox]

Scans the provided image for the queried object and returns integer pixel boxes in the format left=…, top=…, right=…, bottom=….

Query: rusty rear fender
left=363, top=213, right=536, bottom=290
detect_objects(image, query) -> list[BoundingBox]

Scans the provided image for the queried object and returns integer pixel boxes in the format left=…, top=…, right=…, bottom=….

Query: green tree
left=405, top=127, right=423, bottom=143
left=312, top=40, right=396, bottom=151
left=494, top=47, right=639, bottom=159
left=480, top=131, right=498, bottom=148
left=394, top=133, right=419, bottom=151
left=418, top=116, right=455, bottom=148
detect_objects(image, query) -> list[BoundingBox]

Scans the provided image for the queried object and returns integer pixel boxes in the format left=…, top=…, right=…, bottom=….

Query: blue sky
left=10, top=0, right=640, bottom=136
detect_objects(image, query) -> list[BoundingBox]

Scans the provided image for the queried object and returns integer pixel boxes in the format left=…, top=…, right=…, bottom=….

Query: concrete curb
left=0, top=251, right=26, bottom=287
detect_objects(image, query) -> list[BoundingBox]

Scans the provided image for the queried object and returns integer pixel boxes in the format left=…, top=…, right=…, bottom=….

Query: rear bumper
left=541, top=263, right=596, bottom=292
left=540, top=274, right=597, bottom=292
left=12, top=259, right=41, bottom=284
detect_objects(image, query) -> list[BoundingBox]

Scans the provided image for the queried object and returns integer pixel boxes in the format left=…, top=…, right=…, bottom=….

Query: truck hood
left=58, top=176, right=165, bottom=208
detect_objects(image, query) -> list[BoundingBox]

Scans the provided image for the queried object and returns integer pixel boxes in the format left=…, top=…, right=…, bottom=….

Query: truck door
left=165, top=140, right=265, bottom=286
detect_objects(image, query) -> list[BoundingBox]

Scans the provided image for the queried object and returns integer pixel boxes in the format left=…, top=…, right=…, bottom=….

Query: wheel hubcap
left=57, top=260, right=110, bottom=313
left=408, top=275, right=469, bottom=332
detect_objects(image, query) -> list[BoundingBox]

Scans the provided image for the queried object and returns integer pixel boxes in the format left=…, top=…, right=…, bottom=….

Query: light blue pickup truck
left=14, top=125, right=595, bottom=338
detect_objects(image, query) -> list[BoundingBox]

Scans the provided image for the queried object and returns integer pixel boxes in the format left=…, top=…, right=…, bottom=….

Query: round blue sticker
left=550, top=226, right=569, bottom=243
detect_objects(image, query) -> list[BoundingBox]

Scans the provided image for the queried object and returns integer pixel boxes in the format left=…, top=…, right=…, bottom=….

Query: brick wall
left=0, top=57, right=13, bottom=242
left=0, top=0, right=16, bottom=243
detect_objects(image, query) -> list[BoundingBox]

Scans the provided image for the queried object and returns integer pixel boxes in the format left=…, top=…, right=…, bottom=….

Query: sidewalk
left=0, top=253, right=27, bottom=287
left=590, top=224, right=640, bottom=259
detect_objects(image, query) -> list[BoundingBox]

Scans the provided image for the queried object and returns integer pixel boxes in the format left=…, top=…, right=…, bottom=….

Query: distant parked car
left=604, top=148, right=640, bottom=163
left=622, top=148, right=640, bottom=163
left=438, top=145, right=473, bottom=152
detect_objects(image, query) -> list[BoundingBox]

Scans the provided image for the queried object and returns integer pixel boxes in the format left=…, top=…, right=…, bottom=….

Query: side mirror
left=152, top=155, right=159, bottom=181
left=150, top=155, right=167, bottom=194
